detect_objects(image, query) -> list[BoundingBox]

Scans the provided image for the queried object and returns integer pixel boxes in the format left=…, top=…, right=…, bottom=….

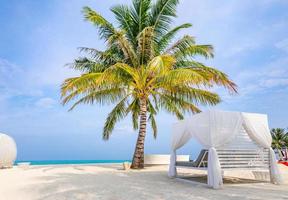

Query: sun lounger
left=176, top=149, right=208, bottom=168
left=176, top=148, right=270, bottom=170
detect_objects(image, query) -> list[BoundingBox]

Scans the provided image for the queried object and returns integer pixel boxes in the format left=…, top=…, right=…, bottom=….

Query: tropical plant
left=61, top=0, right=237, bottom=169
left=271, top=128, right=288, bottom=160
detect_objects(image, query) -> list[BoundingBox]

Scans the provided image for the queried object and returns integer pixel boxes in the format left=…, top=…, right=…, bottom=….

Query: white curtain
left=191, top=111, right=243, bottom=189
left=179, top=111, right=243, bottom=149
left=269, top=148, right=284, bottom=184
left=242, top=113, right=271, bottom=147
left=207, top=148, right=223, bottom=189
left=168, top=122, right=192, bottom=177
left=242, top=113, right=283, bottom=184
left=168, top=110, right=243, bottom=189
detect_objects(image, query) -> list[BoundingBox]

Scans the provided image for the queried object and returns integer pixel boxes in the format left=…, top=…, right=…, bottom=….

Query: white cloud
left=178, top=0, right=288, bottom=63
left=114, top=123, right=135, bottom=134
left=0, top=58, right=44, bottom=99
left=35, top=97, right=57, bottom=109
left=260, top=78, right=288, bottom=88
left=234, top=58, right=288, bottom=97
left=275, top=38, right=288, bottom=53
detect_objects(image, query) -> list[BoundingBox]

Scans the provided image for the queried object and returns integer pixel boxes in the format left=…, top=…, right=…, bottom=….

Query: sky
left=0, top=0, right=288, bottom=161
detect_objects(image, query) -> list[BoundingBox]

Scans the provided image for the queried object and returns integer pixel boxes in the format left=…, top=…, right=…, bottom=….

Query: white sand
left=0, top=164, right=287, bottom=200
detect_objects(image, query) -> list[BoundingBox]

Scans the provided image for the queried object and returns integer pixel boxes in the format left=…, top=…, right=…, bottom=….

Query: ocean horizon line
left=15, top=160, right=131, bottom=166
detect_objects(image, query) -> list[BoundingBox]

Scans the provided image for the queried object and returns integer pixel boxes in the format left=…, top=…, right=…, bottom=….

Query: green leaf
left=150, top=0, right=180, bottom=41
left=157, top=23, right=192, bottom=53
left=103, top=96, right=129, bottom=140
left=148, top=114, right=157, bottom=139
left=83, top=6, right=116, bottom=41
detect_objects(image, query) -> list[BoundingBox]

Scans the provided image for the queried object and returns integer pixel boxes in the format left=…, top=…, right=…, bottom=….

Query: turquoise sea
left=15, top=160, right=130, bottom=166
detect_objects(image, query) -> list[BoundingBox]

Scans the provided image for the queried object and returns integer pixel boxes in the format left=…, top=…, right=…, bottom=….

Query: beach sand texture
left=0, top=164, right=287, bottom=200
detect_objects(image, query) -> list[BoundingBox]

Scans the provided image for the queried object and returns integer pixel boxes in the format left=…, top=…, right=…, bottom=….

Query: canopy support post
left=269, top=147, right=283, bottom=184
left=168, top=150, right=177, bottom=177
left=207, top=147, right=223, bottom=189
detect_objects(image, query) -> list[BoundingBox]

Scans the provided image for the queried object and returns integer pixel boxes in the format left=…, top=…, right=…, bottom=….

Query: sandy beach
left=0, top=164, right=287, bottom=200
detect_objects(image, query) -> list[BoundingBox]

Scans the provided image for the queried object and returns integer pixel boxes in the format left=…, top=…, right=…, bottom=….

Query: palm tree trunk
left=130, top=98, right=147, bottom=169
left=277, top=148, right=283, bottom=161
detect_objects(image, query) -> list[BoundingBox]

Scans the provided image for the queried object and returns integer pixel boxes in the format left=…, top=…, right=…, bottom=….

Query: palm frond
left=61, top=73, right=102, bottom=98
left=111, top=5, right=136, bottom=45
left=109, top=31, right=139, bottom=67
left=147, top=98, right=157, bottom=115
left=159, top=86, right=221, bottom=106
left=127, top=98, right=140, bottom=130
left=66, top=58, right=106, bottom=73
left=132, top=111, right=139, bottom=130
left=148, top=114, right=157, bottom=139
left=156, top=94, right=184, bottom=119
left=83, top=6, right=116, bottom=41
left=182, top=45, right=214, bottom=59
left=157, top=23, right=192, bottom=53
left=166, top=35, right=214, bottom=59
left=78, top=47, right=122, bottom=65
left=103, top=96, right=129, bottom=140
left=132, top=0, right=151, bottom=32
left=188, top=64, right=238, bottom=93
left=67, top=87, right=127, bottom=111
left=110, top=63, right=139, bottom=81
left=157, top=68, right=209, bottom=86
left=157, top=92, right=203, bottom=115
left=165, top=35, right=195, bottom=53
left=150, top=0, right=179, bottom=40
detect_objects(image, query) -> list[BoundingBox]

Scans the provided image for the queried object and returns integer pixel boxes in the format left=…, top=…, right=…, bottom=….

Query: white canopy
left=168, top=110, right=283, bottom=188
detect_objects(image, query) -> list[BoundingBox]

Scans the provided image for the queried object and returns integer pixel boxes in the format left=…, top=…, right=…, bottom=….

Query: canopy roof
left=170, top=110, right=272, bottom=151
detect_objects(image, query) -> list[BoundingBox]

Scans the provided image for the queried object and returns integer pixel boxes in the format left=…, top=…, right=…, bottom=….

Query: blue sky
left=0, top=0, right=288, bottom=161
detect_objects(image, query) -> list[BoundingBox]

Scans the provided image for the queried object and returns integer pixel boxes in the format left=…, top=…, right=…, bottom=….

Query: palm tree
left=61, top=0, right=237, bottom=169
left=271, top=128, right=288, bottom=160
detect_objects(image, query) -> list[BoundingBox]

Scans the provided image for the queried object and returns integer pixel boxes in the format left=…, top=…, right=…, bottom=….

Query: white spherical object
left=0, top=133, right=17, bottom=168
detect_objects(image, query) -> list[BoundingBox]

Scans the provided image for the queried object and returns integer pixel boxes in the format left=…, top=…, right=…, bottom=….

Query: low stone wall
left=144, top=154, right=189, bottom=165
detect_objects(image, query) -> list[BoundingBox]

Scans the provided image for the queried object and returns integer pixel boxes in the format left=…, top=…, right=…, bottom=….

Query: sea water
left=15, top=160, right=130, bottom=166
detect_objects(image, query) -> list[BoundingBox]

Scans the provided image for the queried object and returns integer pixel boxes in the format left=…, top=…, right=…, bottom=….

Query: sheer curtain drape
left=242, top=113, right=283, bottom=184
left=168, top=122, right=192, bottom=177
